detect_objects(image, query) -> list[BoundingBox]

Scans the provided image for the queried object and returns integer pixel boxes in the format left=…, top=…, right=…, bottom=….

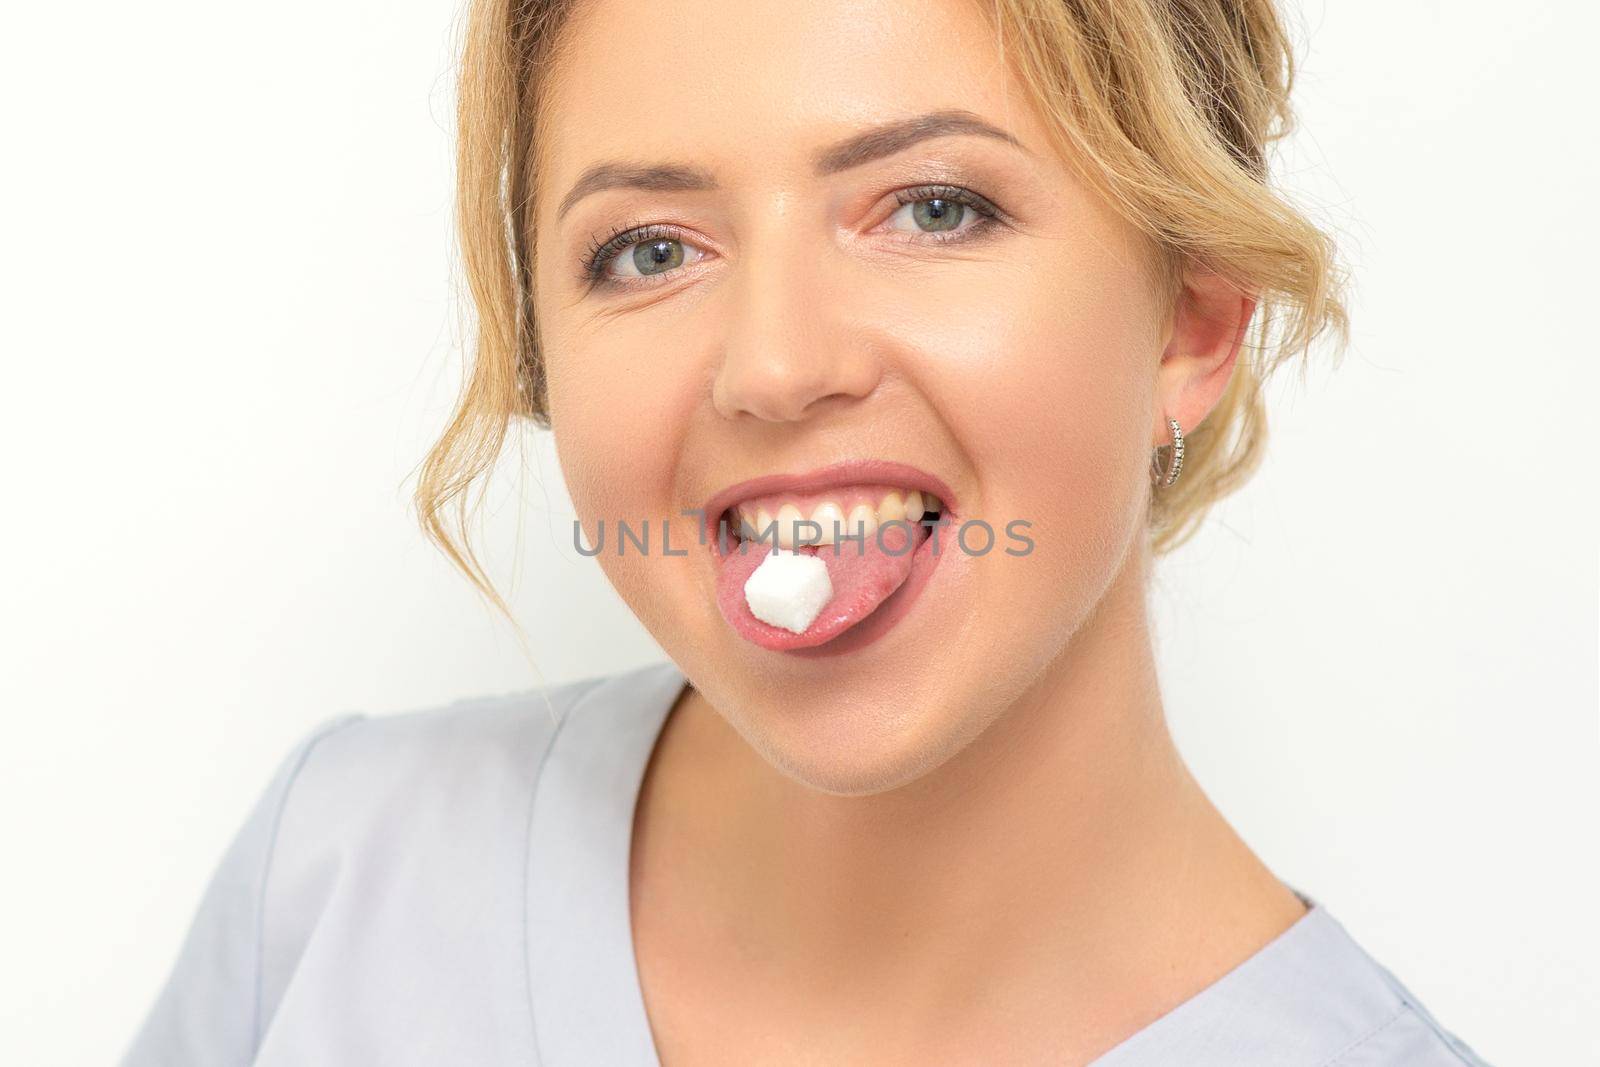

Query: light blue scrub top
left=120, top=660, right=1492, bottom=1066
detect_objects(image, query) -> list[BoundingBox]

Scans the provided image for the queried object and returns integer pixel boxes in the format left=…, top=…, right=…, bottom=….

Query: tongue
left=716, top=522, right=926, bottom=650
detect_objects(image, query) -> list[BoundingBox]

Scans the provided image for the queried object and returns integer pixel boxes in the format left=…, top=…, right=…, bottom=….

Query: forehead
left=534, top=0, right=1048, bottom=209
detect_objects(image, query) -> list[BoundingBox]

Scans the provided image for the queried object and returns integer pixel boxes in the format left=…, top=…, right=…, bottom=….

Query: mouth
left=702, top=460, right=956, bottom=656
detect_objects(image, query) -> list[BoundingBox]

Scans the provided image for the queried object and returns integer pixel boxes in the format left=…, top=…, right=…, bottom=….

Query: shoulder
left=256, top=660, right=683, bottom=1038
left=1316, top=1006, right=1489, bottom=1066
left=1092, top=895, right=1496, bottom=1067
left=267, top=659, right=684, bottom=866
left=1318, top=930, right=1494, bottom=1067
left=280, top=658, right=681, bottom=821
left=120, top=661, right=687, bottom=1066
left=1242, top=902, right=1495, bottom=1067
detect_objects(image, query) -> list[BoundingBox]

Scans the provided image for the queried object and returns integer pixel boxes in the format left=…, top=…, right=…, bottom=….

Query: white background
left=2, top=1, right=1595, bottom=1063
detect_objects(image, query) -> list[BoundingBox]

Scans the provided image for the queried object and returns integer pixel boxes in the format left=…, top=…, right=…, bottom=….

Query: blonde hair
left=417, top=0, right=1350, bottom=612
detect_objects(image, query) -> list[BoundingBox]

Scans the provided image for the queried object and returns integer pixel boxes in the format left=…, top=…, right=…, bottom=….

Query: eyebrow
left=554, top=109, right=1028, bottom=223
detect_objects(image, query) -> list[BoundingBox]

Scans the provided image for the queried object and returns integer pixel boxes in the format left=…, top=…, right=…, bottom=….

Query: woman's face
left=534, top=0, right=1176, bottom=794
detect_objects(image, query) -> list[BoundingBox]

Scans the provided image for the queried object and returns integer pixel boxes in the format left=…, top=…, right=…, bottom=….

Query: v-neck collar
left=524, top=661, right=686, bottom=1066
left=523, top=660, right=1401, bottom=1066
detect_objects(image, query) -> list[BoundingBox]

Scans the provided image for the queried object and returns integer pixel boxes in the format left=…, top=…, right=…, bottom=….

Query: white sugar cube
left=743, top=547, right=833, bottom=634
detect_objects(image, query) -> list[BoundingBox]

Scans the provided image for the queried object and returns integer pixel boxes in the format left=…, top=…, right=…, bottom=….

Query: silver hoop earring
left=1151, top=416, right=1185, bottom=488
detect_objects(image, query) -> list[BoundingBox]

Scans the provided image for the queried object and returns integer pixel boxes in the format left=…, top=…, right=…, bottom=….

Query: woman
left=122, top=0, right=1491, bottom=1063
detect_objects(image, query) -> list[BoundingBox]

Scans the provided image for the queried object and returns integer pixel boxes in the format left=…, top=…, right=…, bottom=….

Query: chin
left=677, top=617, right=1041, bottom=796
left=713, top=677, right=982, bottom=796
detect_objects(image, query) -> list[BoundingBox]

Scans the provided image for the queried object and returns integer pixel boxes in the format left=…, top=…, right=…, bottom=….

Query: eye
left=582, top=222, right=711, bottom=290
left=578, top=183, right=1008, bottom=293
left=883, top=184, right=1003, bottom=240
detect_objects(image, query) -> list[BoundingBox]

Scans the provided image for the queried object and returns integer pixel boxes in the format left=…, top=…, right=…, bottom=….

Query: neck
left=637, top=536, right=1306, bottom=1053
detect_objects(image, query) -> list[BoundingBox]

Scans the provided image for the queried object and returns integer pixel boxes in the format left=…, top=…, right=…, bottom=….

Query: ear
left=1152, top=267, right=1257, bottom=447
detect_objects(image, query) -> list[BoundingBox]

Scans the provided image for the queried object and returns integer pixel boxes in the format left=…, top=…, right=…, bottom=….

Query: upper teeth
left=736, top=489, right=942, bottom=549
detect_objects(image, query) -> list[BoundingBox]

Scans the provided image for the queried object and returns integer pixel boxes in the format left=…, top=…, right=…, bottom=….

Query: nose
left=710, top=228, right=883, bottom=423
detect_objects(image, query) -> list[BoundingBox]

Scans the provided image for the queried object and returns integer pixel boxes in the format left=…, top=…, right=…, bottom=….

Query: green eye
left=886, top=184, right=1001, bottom=238
left=580, top=183, right=1006, bottom=292
left=629, top=238, right=685, bottom=276
left=908, top=198, right=966, bottom=232
left=583, top=223, right=709, bottom=287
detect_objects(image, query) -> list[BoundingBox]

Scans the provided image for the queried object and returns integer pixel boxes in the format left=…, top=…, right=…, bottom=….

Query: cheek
left=544, top=314, right=693, bottom=529
left=543, top=315, right=708, bottom=625
left=926, top=263, right=1158, bottom=638
left=977, top=302, right=1153, bottom=536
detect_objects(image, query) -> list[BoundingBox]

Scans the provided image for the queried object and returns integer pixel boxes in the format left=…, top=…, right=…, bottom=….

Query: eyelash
left=578, top=183, right=1008, bottom=292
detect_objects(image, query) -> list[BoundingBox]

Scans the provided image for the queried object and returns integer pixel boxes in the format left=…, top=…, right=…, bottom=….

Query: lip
left=701, top=459, right=959, bottom=554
